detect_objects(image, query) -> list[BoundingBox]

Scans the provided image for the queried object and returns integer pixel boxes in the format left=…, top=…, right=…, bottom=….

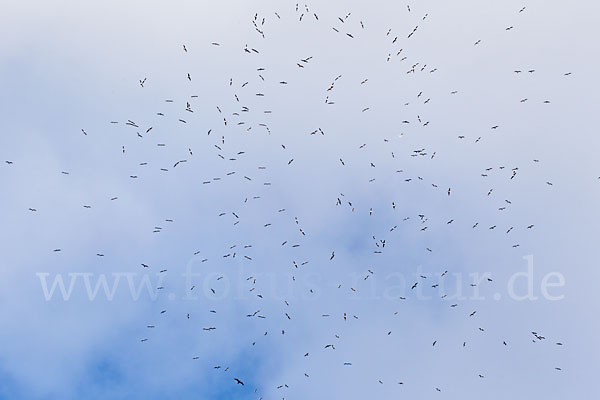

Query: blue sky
left=1, top=0, right=599, bottom=399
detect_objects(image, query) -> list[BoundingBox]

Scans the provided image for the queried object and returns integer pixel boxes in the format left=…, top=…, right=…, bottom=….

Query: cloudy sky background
left=1, top=0, right=599, bottom=399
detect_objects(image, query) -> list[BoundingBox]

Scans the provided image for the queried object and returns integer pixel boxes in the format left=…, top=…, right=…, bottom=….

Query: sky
left=1, top=0, right=599, bottom=399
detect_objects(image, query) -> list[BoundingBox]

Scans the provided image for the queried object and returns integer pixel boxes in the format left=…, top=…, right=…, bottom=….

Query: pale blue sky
left=1, top=0, right=599, bottom=399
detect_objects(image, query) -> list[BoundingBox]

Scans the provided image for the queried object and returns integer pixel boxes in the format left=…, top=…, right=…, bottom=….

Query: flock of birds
left=7, top=2, right=585, bottom=398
